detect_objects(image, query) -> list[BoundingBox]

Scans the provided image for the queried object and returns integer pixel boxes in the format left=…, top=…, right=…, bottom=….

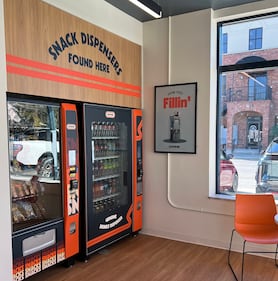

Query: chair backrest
left=235, top=193, right=277, bottom=229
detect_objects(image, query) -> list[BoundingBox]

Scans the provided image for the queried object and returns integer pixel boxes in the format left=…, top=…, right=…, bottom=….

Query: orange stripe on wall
left=7, top=65, right=141, bottom=98
left=6, top=54, right=141, bottom=92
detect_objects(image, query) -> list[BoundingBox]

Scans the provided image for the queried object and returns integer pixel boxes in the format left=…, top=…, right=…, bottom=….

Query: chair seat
left=240, top=229, right=278, bottom=244
left=237, top=225, right=278, bottom=244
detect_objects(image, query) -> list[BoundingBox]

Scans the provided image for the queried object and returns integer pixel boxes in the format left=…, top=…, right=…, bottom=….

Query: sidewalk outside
left=229, top=148, right=261, bottom=160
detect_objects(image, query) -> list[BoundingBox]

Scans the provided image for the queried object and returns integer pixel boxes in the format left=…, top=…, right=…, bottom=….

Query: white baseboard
left=141, top=228, right=277, bottom=259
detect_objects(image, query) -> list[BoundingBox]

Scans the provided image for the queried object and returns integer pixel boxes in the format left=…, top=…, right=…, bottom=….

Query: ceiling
left=105, top=0, right=264, bottom=22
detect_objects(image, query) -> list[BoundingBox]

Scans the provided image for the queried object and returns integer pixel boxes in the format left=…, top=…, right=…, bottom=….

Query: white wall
left=142, top=9, right=234, bottom=249
left=43, top=0, right=143, bottom=45
left=0, top=0, right=13, bottom=280
left=142, top=0, right=278, bottom=253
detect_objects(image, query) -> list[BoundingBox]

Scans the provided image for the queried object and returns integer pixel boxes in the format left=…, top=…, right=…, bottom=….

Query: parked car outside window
left=219, top=150, right=238, bottom=193
left=256, top=137, right=278, bottom=193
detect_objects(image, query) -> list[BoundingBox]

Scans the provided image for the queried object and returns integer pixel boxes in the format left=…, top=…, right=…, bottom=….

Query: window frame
left=216, top=12, right=278, bottom=196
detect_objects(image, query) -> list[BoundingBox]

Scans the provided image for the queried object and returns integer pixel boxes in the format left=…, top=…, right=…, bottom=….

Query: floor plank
left=27, top=234, right=278, bottom=281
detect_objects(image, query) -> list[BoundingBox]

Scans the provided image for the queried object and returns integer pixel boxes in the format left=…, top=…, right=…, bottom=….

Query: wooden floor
left=27, top=234, right=278, bottom=281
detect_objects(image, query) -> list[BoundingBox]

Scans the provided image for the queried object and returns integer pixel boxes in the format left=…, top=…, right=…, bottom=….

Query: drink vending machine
left=81, top=104, right=143, bottom=256
left=8, top=98, right=80, bottom=281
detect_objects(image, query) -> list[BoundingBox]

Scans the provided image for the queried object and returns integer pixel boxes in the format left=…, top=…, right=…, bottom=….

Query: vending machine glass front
left=91, top=120, right=129, bottom=213
left=8, top=100, right=63, bottom=233
left=83, top=104, right=132, bottom=253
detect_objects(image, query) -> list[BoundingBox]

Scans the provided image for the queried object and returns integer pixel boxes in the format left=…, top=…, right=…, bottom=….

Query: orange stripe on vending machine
left=61, top=104, right=80, bottom=259
left=132, top=109, right=143, bottom=233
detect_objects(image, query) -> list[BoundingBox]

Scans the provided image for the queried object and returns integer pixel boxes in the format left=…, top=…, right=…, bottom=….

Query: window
left=217, top=14, right=278, bottom=198
left=222, top=33, right=228, bottom=54
left=248, top=72, right=267, bottom=100
left=249, top=27, right=263, bottom=50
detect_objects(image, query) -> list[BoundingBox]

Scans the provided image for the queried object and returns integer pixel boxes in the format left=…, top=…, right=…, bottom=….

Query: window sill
left=209, top=193, right=235, bottom=201
left=209, top=192, right=278, bottom=206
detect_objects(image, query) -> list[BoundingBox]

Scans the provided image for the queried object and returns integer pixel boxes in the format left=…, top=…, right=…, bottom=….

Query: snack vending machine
left=8, top=98, right=80, bottom=281
left=82, top=104, right=143, bottom=256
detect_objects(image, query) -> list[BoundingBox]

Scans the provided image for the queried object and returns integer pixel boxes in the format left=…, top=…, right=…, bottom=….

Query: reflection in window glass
left=8, top=100, right=62, bottom=232
left=217, top=14, right=278, bottom=198
left=248, top=72, right=267, bottom=101
left=222, top=33, right=228, bottom=54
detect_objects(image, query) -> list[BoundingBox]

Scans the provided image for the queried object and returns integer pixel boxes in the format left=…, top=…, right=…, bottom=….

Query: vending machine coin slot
left=69, top=222, right=76, bottom=234
left=137, top=201, right=142, bottom=211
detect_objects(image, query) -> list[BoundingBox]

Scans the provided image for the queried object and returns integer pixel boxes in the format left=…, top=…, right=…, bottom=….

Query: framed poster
left=154, top=82, right=197, bottom=153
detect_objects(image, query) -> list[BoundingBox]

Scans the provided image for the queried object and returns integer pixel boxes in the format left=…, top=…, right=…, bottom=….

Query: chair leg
left=228, top=229, right=239, bottom=281
left=275, top=244, right=278, bottom=267
left=228, top=229, right=246, bottom=281
left=241, top=241, right=246, bottom=281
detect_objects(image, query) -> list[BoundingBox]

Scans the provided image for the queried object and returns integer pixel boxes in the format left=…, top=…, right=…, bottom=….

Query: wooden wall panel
left=4, top=0, right=141, bottom=108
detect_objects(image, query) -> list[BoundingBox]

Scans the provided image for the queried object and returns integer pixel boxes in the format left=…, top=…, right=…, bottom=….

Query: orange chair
left=228, top=193, right=278, bottom=281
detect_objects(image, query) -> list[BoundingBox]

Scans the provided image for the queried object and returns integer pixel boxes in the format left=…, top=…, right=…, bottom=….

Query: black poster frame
left=154, top=82, right=197, bottom=154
